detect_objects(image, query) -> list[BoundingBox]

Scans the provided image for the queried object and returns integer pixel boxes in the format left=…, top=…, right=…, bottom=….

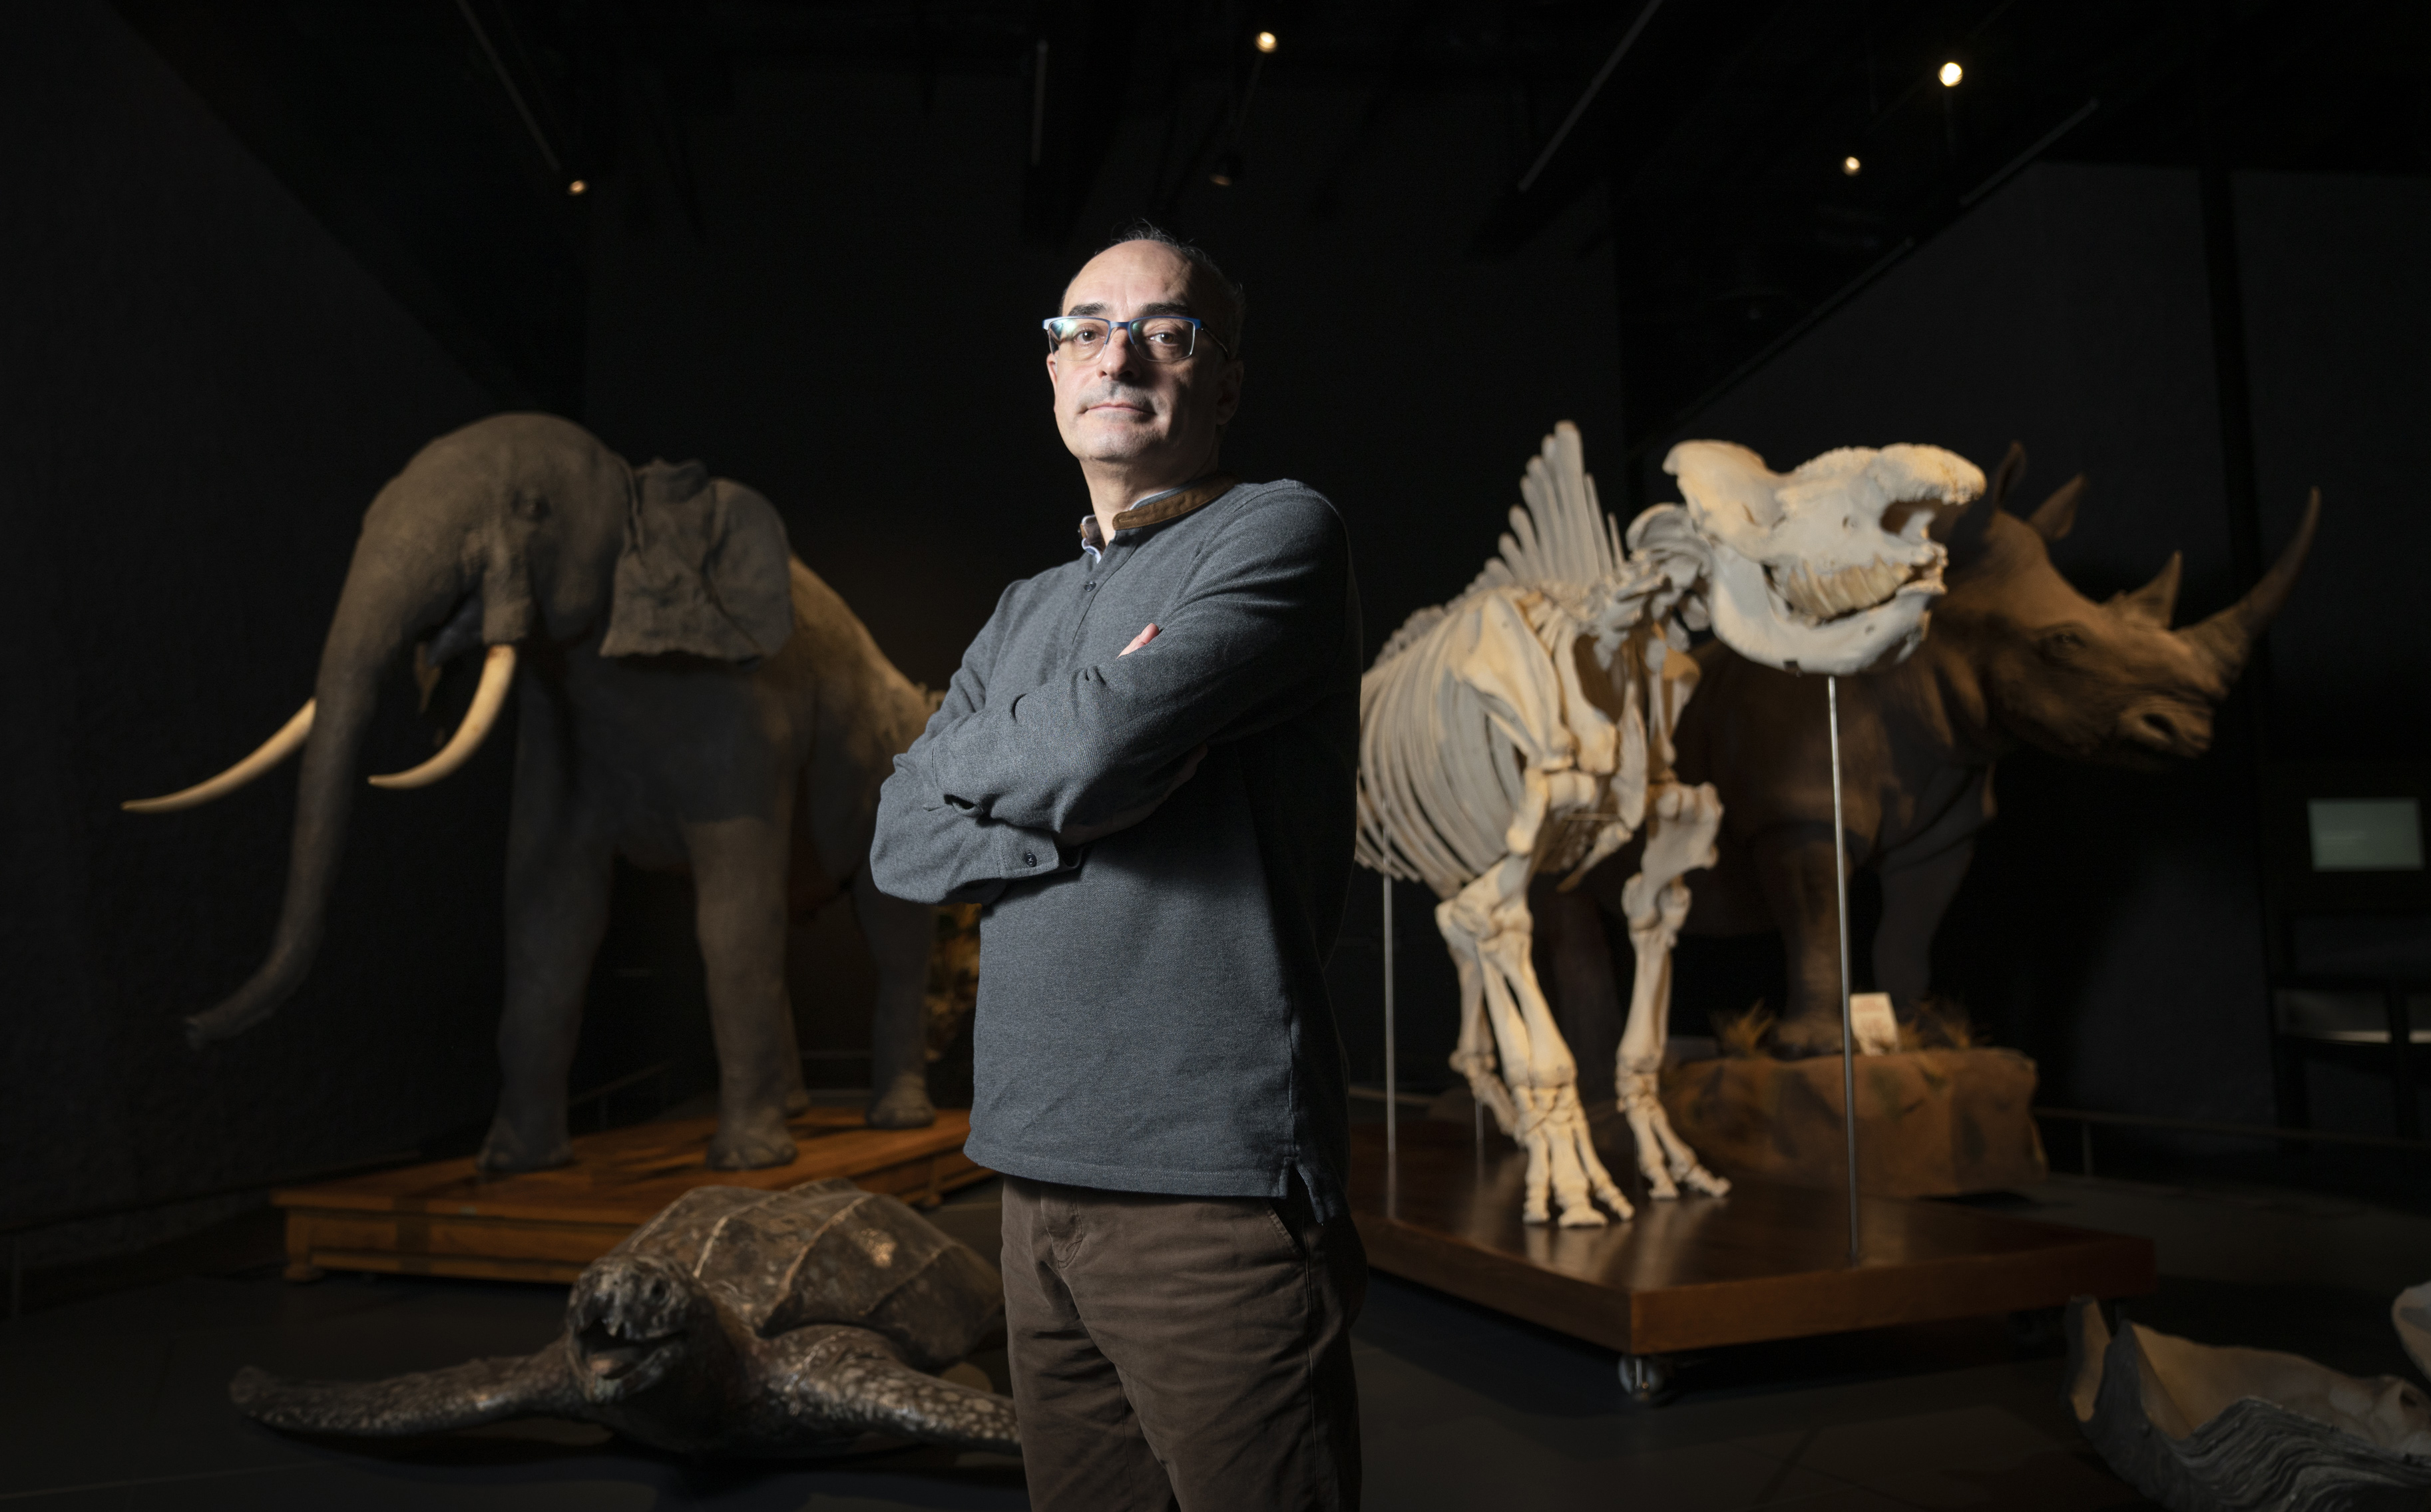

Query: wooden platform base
left=1350, top=1119, right=2153, bottom=1358
left=274, top=1107, right=989, bottom=1285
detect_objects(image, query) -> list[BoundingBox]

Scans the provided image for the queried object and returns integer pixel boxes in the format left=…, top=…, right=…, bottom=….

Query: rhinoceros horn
left=2026, top=475, right=2086, bottom=542
left=1942, top=441, right=2026, bottom=567
left=2179, top=487, right=2322, bottom=683
left=2110, top=553, right=2183, bottom=628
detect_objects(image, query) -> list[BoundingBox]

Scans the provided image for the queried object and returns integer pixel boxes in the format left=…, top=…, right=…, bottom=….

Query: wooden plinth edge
left=276, top=1107, right=992, bottom=1285
left=1351, top=1120, right=2153, bottom=1356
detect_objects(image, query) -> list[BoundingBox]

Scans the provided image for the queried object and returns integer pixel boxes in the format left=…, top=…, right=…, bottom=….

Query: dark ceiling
left=114, top=0, right=2430, bottom=434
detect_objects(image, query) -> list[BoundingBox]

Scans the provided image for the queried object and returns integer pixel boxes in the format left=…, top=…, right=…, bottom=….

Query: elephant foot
left=707, top=1107, right=798, bottom=1171
left=477, top=1115, right=574, bottom=1176
left=866, top=1071, right=937, bottom=1131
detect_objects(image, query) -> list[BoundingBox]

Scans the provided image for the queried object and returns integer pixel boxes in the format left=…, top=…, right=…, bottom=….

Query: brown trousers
left=999, top=1173, right=1365, bottom=1511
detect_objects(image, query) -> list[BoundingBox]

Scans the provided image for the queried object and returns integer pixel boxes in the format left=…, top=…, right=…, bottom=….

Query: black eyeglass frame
left=1041, top=315, right=1235, bottom=363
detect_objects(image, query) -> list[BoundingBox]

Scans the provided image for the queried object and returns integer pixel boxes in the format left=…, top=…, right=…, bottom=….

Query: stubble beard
left=1072, top=380, right=1168, bottom=463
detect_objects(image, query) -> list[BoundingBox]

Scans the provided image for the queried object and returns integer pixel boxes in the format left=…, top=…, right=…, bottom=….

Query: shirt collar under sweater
left=1078, top=472, right=1239, bottom=561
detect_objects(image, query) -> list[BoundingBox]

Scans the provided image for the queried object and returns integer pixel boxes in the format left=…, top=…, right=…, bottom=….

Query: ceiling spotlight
left=566, top=178, right=588, bottom=196
left=1938, top=61, right=1963, bottom=87
left=1255, top=31, right=1277, bottom=53
left=1841, top=155, right=1861, bottom=176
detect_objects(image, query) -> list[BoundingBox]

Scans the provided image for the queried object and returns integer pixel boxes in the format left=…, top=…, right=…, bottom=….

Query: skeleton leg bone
left=1440, top=896, right=1518, bottom=1138
left=1445, top=858, right=1632, bottom=1226
left=1616, top=781, right=1731, bottom=1199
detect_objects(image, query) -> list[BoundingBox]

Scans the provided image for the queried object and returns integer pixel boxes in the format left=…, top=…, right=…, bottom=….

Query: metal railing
left=2033, top=1105, right=2431, bottom=1179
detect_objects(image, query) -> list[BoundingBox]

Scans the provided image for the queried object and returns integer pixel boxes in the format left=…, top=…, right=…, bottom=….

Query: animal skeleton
left=1355, top=424, right=1982, bottom=1227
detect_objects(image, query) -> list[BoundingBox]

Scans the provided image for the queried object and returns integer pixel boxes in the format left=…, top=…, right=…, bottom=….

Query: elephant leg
left=851, top=869, right=937, bottom=1130
left=775, top=998, right=809, bottom=1115
left=482, top=786, right=613, bottom=1175
left=1875, top=841, right=1972, bottom=1014
left=686, top=815, right=799, bottom=1171
left=1751, top=824, right=1856, bottom=1056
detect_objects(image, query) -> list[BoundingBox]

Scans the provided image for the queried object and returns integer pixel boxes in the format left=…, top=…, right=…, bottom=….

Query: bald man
left=872, top=224, right=1364, bottom=1509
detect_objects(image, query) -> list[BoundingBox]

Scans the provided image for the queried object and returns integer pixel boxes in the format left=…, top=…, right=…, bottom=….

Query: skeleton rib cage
left=1354, top=423, right=1731, bottom=1228
left=1354, top=422, right=1979, bottom=1229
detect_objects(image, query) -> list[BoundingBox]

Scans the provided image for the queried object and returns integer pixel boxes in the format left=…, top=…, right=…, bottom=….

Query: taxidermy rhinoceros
left=123, top=414, right=941, bottom=1171
left=1660, top=442, right=2319, bottom=1053
left=232, top=1182, right=1020, bottom=1457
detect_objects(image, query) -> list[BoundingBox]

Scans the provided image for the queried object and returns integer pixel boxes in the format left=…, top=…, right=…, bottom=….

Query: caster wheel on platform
left=2008, top=1306, right=2063, bottom=1353
left=1618, top=1353, right=1674, bottom=1407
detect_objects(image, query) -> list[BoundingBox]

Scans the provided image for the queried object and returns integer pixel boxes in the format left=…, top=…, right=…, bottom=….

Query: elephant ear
left=601, top=460, right=795, bottom=661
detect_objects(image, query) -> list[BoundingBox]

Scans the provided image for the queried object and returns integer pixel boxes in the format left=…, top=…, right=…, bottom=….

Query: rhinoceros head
left=564, top=1251, right=728, bottom=1406
left=1664, top=439, right=1985, bottom=675
left=1932, top=442, right=2320, bottom=769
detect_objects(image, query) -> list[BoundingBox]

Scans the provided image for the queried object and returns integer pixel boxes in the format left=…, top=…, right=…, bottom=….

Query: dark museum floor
left=6, top=1147, right=2428, bottom=1511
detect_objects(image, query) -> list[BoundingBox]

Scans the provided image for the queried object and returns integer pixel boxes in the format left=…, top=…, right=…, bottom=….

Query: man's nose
left=1094, top=324, right=1144, bottom=375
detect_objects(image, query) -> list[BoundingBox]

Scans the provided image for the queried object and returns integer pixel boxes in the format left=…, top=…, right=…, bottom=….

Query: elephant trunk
left=184, top=544, right=461, bottom=1049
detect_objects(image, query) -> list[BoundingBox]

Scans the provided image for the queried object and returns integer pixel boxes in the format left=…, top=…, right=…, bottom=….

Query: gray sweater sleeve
left=869, top=586, right=1066, bottom=906
left=919, top=488, right=1350, bottom=836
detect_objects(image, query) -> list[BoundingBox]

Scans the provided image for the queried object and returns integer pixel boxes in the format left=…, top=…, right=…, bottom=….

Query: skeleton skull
left=1665, top=441, right=1984, bottom=675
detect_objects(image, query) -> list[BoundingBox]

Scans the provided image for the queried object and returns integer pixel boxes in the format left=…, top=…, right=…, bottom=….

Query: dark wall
left=2237, top=171, right=2431, bottom=763
left=578, top=63, right=1627, bottom=1078
left=1650, top=162, right=2426, bottom=1128
left=583, top=65, right=1626, bottom=688
left=25, top=3, right=2408, bottom=1231
left=2, top=0, right=501, bottom=1253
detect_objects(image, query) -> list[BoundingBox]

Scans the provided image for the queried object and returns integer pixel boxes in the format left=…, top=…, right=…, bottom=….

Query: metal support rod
left=1383, top=874, right=1397, bottom=1164
left=1829, top=675, right=1860, bottom=1266
left=454, top=0, right=562, bottom=175
left=1517, top=0, right=1665, bottom=192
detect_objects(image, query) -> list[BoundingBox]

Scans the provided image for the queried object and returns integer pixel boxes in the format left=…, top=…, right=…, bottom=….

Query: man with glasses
left=872, top=224, right=1363, bottom=1509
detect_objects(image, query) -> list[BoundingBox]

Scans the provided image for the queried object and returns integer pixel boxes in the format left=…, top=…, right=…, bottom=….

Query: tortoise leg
left=232, top=1351, right=580, bottom=1437
left=769, top=1327, right=1020, bottom=1456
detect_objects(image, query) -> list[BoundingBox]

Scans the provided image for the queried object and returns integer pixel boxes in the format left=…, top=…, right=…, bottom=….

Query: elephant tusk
left=122, top=701, right=316, bottom=813
left=368, top=645, right=517, bottom=790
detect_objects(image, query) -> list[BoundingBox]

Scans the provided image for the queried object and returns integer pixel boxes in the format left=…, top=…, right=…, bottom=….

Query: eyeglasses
left=1042, top=315, right=1232, bottom=363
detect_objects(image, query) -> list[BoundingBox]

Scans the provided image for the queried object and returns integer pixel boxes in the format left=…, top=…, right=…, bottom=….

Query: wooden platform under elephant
left=1348, top=1119, right=2151, bottom=1359
left=273, top=1107, right=989, bottom=1285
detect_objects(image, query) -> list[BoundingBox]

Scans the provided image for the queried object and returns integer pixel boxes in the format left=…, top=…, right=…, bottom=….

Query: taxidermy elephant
left=1659, top=442, right=2320, bottom=1053
left=126, top=413, right=939, bottom=1171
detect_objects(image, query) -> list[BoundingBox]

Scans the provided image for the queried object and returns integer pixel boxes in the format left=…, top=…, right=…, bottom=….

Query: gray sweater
left=869, top=478, right=1361, bottom=1217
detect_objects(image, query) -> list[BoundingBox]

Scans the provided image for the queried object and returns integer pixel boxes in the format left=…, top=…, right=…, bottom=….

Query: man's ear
left=600, top=461, right=795, bottom=661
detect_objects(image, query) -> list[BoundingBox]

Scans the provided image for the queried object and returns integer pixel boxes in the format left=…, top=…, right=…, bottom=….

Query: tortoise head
left=564, top=1252, right=723, bottom=1406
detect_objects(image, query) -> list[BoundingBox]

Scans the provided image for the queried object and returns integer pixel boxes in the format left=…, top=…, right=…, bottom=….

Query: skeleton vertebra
left=1356, top=424, right=1981, bottom=1227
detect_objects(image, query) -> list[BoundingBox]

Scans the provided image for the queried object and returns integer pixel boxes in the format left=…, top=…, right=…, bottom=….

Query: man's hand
left=1058, top=742, right=1206, bottom=847
left=1120, top=622, right=1160, bottom=655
